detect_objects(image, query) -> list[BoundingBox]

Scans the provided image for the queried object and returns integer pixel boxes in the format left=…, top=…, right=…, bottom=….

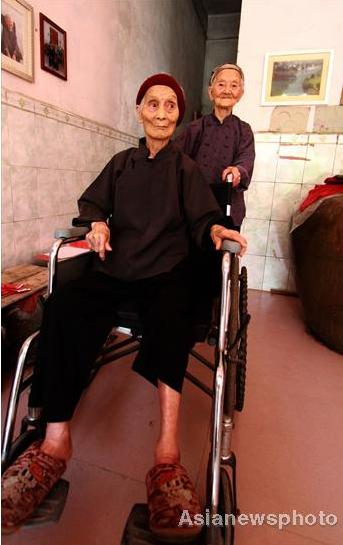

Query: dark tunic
left=29, top=140, right=226, bottom=417
left=74, top=139, right=223, bottom=281
left=175, top=113, right=255, bottom=226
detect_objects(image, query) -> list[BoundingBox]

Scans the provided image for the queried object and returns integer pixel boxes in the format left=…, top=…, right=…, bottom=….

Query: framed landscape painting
left=262, top=50, right=333, bottom=105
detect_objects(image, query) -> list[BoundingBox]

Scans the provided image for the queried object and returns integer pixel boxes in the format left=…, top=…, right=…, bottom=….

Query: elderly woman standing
left=176, top=63, right=255, bottom=231
left=1, top=73, right=247, bottom=540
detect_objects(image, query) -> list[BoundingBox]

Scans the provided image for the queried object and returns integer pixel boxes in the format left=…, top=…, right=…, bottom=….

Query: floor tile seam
left=279, top=526, right=333, bottom=545
left=73, top=456, right=145, bottom=485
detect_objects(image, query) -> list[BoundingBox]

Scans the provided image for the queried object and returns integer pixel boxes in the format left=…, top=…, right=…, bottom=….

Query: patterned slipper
left=146, top=463, right=202, bottom=542
left=1, top=441, right=66, bottom=534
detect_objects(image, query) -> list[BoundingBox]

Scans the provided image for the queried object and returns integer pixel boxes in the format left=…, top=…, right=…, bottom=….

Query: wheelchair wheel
left=205, top=462, right=236, bottom=545
left=228, top=256, right=239, bottom=347
left=235, top=266, right=248, bottom=412
left=218, top=467, right=235, bottom=545
left=206, top=467, right=235, bottom=545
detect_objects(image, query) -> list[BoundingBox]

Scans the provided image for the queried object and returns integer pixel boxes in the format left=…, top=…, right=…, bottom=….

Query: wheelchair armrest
left=222, top=240, right=241, bottom=254
left=54, top=227, right=89, bottom=240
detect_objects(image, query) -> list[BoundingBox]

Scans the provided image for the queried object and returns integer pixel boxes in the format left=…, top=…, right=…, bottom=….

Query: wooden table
left=2, top=264, right=48, bottom=309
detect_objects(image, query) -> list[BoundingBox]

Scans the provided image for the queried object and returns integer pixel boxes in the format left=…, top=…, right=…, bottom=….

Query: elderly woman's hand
left=210, top=225, right=247, bottom=257
left=221, top=166, right=241, bottom=187
left=86, top=222, right=112, bottom=261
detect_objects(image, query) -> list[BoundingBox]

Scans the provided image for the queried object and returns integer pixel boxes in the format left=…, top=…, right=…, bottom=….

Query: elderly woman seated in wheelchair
left=1, top=73, right=247, bottom=541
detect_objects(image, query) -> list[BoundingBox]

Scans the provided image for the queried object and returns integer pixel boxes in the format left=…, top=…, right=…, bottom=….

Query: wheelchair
left=2, top=222, right=250, bottom=545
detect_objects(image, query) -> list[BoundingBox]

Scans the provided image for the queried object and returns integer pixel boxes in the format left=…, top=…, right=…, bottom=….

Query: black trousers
left=29, top=260, right=193, bottom=423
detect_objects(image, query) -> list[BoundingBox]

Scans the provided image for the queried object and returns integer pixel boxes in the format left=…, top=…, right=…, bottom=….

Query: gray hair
left=209, top=63, right=245, bottom=86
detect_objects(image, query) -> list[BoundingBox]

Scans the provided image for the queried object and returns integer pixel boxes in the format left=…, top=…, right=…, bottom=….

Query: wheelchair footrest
left=24, top=478, right=69, bottom=528
left=120, top=504, right=203, bottom=545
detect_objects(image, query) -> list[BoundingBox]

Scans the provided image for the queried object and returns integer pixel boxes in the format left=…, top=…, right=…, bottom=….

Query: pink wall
left=2, top=0, right=121, bottom=128
left=2, top=0, right=205, bottom=133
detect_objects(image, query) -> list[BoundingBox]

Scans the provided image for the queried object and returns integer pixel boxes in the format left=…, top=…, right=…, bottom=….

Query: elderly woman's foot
left=40, top=422, right=72, bottom=462
left=1, top=442, right=67, bottom=534
left=146, top=462, right=202, bottom=541
left=154, top=440, right=180, bottom=465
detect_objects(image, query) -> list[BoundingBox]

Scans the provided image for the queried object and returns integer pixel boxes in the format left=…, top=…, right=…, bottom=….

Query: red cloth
left=1, top=283, right=31, bottom=297
left=299, top=176, right=343, bottom=212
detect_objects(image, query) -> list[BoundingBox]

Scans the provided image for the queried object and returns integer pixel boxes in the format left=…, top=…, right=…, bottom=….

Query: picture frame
left=1, top=0, right=34, bottom=82
left=39, top=12, right=67, bottom=80
left=262, top=50, right=333, bottom=106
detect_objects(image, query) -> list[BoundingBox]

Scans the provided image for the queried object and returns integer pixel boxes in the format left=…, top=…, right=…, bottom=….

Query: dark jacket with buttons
left=175, top=113, right=255, bottom=226
left=73, top=139, right=224, bottom=281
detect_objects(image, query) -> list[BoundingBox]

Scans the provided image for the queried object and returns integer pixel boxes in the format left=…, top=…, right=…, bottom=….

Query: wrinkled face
left=136, top=85, right=179, bottom=141
left=208, top=68, right=244, bottom=109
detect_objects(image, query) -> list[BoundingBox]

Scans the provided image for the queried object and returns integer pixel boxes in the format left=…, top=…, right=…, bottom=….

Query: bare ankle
left=155, top=440, right=180, bottom=465
left=41, top=437, right=72, bottom=462
left=41, top=422, right=72, bottom=462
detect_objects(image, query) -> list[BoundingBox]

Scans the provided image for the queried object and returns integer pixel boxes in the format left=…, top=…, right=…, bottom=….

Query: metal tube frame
left=1, top=331, right=39, bottom=467
left=3, top=232, right=242, bottom=518
left=210, top=250, right=232, bottom=513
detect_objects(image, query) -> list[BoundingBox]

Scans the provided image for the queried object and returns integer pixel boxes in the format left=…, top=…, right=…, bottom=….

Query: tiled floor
left=2, top=290, right=343, bottom=545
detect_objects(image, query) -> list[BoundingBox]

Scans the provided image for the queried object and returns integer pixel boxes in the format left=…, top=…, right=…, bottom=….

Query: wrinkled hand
left=221, top=165, right=241, bottom=187
left=86, top=222, right=112, bottom=261
left=210, top=225, right=247, bottom=257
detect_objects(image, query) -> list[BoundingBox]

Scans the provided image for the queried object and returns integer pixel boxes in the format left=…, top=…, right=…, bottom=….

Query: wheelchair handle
left=54, top=227, right=89, bottom=239
left=222, top=239, right=241, bottom=254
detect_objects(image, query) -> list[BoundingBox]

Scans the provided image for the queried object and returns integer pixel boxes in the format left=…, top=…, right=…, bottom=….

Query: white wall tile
left=242, top=218, right=269, bottom=256
left=240, top=255, right=265, bottom=290
left=1, top=222, right=16, bottom=270
left=13, top=219, right=40, bottom=264
left=271, top=184, right=302, bottom=221
left=276, top=158, right=305, bottom=184
left=2, top=105, right=10, bottom=164
left=90, top=132, right=122, bottom=170
left=37, top=169, right=64, bottom=217
left=279, top=143, right=307, bottom=159
left=333, top=145, right=343, bottom=175
left=263, top=257, right=290, bottom=291
left=60, top=124, right=84, bottom=170
left=2, top=99, right=138, bottom=269
left=254, top=133, right=280, bottom=143
left=308, top=134, right=337, bottom=144
left=7, top=107, right=36, bottom=166
left=1, top=164, right=13, bottom=223
left=39, top=215, right=70, bottom=252
left=266, top=221, right=291, bottom=258
left=303, top=143, right=336, bottom=183
left=280, top=134, right=308, bottom=144
left=75, top=128, right=93, bottom=171
left=276, top=145, right=306, bottom=183
left=252, top=142, right=279, bottom=182
left=11, top=166, right=38, bottom=221
left=79, top=171, right=98, bottom=193
left=59, top=170, right=81, bottom=215
left=35, top=116, right=63, bottom=169
left=246, top=182, right=274, bottom=220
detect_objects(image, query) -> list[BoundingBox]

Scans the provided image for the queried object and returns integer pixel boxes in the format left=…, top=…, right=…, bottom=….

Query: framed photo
left=1, top=0, right=33, bottom=82
left=40, top=13, right=67, bottom=80
left=262, top=50, right=333, bottom=105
